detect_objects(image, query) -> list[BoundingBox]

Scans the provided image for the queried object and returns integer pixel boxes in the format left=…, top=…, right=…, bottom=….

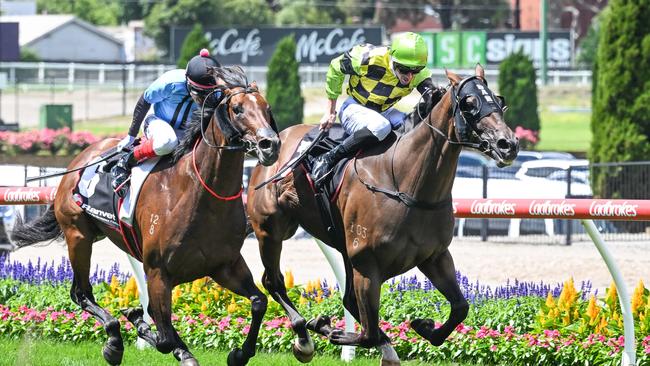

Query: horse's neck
left=176, top=137, right=244, bottom=202
left=388, top=93, right=460, bottom=203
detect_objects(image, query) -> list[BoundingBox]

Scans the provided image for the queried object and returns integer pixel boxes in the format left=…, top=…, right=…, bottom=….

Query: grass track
left=0, top=338, right=467, bottom=366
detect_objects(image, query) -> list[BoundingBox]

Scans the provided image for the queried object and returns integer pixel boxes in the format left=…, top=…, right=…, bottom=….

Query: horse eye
left=460, top=96, right=480, bottom=116
left=233, top=105, right=244, bottom=115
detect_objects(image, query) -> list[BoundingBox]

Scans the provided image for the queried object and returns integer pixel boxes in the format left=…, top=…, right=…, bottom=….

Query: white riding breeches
left=142, top=115, right=183, bottom=156
left=338, top=97, right=407, bottom=141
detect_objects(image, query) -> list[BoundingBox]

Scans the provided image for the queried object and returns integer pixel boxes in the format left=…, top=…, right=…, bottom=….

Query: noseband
left=424, top=76, right=506, bottom=154
left=199, top=85, right=261, bottom=154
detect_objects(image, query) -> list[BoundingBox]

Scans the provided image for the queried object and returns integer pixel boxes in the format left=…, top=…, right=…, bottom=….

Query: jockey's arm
left=127, top=93, right=152, bottom=137
left=321, top=46, right=365, bottom=130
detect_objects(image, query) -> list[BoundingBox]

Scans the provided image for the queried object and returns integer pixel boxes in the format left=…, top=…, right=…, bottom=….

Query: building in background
left=0, top=15, right=125, bottom=63
left=0, top=0, right=36, bottom=16
left=100, top=20, right=158, bottom=63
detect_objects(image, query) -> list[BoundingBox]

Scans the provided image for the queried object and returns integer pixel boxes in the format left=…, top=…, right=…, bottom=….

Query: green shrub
left=497, top=51, right=540, bottom=148
left=176, top=24, right=211, bottom=69
left=590, top=0, right=650, bottom=225
left=265, top=34, right=304, bottom=130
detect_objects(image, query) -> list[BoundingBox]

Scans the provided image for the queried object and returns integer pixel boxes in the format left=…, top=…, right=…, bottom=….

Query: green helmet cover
left=390, top=32, right=428, bottom=68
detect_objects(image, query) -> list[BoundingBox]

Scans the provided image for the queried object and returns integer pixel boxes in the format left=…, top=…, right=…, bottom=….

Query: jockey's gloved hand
left=116, top=135, right=136, bottom=152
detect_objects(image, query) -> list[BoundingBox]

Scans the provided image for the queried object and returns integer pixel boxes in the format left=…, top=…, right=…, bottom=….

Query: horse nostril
left=258, top=139, right=272, bottom=150
left=496, top=138, right=511, bottom=151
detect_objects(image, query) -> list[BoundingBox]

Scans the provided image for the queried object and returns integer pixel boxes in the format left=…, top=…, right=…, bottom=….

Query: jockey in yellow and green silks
left=311, top=32, right=443, bottom=185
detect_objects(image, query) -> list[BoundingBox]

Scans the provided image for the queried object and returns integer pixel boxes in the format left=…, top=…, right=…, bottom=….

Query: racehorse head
left=445, top=64, right=518, bottom=167
left=209, top=66, right=280, bottom=166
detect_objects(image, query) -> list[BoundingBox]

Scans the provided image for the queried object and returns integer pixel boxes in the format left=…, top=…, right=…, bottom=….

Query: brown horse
left=246, top=65, right=518, bottom=365
left=11, top=66, right=279, bottom=366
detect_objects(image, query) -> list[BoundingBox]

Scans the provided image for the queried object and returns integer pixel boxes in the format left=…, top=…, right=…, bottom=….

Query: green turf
left=0, top=338, right=461, bottom=366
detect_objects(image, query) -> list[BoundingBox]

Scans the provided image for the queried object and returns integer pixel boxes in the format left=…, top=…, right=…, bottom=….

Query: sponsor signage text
left=172, top=26, right=383, bottom=66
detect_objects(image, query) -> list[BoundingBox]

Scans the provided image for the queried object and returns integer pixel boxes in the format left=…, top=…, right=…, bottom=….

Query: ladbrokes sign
left=171, top=27, right=383, bottom=66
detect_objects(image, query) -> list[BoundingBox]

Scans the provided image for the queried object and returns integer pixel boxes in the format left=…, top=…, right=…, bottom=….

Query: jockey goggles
left=394, top=62, right=425, bottom=75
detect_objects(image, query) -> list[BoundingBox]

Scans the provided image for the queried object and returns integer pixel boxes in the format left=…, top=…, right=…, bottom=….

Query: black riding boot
left=310, top=127, right=379, bottom=185
left=111, top=152, right=137, bottom=197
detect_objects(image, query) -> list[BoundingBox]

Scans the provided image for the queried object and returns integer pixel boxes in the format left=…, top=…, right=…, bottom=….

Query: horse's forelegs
left=413, top=249, right=469, bottom=346
left=145, top=269, right=195, bottom=365
left=211, top=254, right=267, bottom=366
left=67, top=233, right=123, bottom=365
left=327, top=268, right=384, bottom=349
left=259, top=234, right=314, bottom=362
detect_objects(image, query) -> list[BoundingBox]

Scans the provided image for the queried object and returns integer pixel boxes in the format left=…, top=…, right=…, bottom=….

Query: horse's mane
left=171, top=65, right=249, bottom=162
left=401, top=86, right=447, bottom=133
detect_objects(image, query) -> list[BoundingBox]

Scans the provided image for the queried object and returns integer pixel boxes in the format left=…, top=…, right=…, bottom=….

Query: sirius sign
left=172, top=26, right=383, bottom=66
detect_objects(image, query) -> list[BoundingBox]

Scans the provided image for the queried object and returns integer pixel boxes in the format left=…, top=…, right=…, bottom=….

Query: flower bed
left=0, top=255, right=648, bottom=365
left=0, top=128, right=105, bottom=157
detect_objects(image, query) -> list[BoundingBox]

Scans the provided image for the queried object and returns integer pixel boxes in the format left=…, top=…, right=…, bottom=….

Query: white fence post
left=581, top=220, right=636, bottom=366
left=314, top=239, right=356, bottom=362
left=126, top=255, right=151, bottom=350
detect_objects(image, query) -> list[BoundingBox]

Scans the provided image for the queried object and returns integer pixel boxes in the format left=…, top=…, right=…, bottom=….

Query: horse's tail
left=10, top=206, right=63, bottom=248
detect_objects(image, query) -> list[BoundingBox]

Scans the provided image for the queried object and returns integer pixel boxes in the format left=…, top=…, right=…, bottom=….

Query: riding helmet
left=186, top=48, right=221, bottom=89
left=390, top=32, right=428, bottom=68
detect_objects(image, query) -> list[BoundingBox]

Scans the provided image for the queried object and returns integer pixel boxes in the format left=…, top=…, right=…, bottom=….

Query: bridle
left=193, top=84, right=272, bottom=201
left=199, top=85, right=265, bottom=155
left=353, top=75, right=507, bottom=210
left=421, top=76, right=507, bottom=154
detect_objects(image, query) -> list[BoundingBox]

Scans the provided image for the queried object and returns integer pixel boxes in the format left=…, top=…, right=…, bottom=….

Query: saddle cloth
left=72, top=150, right=160, bottom=228
left=292, top=125, right=352, bottom=200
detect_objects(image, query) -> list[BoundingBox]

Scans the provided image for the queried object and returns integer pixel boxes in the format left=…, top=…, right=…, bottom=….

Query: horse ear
left=445, top=68, right=461, bottom=85
left=475, top=63, right=485, bottom=79
left=250, top=81, right=258, bottom=89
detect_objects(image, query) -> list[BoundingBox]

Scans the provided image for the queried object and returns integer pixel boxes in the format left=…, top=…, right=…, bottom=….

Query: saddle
left=72, top=147, right=160, bottom=261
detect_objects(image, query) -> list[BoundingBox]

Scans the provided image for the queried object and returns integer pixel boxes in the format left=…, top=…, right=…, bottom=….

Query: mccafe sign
left=171, top=26, right=383, bottom=66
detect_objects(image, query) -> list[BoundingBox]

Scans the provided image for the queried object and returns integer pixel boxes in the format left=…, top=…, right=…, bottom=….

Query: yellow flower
left=586, top=295, right=600, bottom=325
left=558, top=278, right=577, bottom=312
left=284, top=270, right=294, bottom=289
left=125, top=277, right=138, bottom=299
left=172, top=287, right=182, bottom=303
left=227, top=298, right=239, bottom=314
left=201, top=303, right=208, bottom=312
left=110, top=275, right=120, bottom=295
left=631, top=280, right=646, bottom=316
left=545, top=292, right=556, bottom=309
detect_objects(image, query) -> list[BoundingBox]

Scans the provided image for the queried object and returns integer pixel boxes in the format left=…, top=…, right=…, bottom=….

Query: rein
left=352, top=134, right=452, bottom=210
left=350, top=76, right=501, bottom=209
left=191, top=85, right=259, bottom=201
left=192, top=138, right=243, bottom=201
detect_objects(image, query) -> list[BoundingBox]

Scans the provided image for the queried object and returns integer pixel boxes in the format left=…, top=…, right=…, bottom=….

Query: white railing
left=0, top=62, right=593, bottom=89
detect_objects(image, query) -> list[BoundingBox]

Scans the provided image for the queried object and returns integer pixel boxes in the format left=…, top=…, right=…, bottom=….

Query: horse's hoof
left=305, top=315, right=330, bottom=334
left=292, top=338, right=314, bottom=363
left=180, top=357, right=200, bottom=366
left=102, top=341, right=124, bottom=365
left=411, top=318, right=445, bottom=346
left=227, top=348, right=246, bottom=366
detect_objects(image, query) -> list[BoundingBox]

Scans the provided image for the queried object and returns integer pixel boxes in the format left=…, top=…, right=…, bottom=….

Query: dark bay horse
left=11, top=66, right=279, bottom=366
left=246, top=65, right=518, bottom=365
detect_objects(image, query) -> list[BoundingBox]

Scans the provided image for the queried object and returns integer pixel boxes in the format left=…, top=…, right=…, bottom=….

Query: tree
left=144, top=0, right=273, bottom=58
left=591, top=0, right=650, bottom=206
left=452, top=0, right=510, bottom=29
left=176, top=24, right=211, bottom=68
left=275, top=0, right=344, bottom=25
left=266, top=35, right=303, bottom=130
left=374, top=0, right=429, bottom=30
left=36, top=0, right=122, bottom=26
left=497, top=51, right=540, bottom=148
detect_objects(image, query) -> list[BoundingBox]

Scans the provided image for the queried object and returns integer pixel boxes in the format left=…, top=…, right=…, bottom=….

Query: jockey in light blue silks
left=111, top=49, right=223, bottom=196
